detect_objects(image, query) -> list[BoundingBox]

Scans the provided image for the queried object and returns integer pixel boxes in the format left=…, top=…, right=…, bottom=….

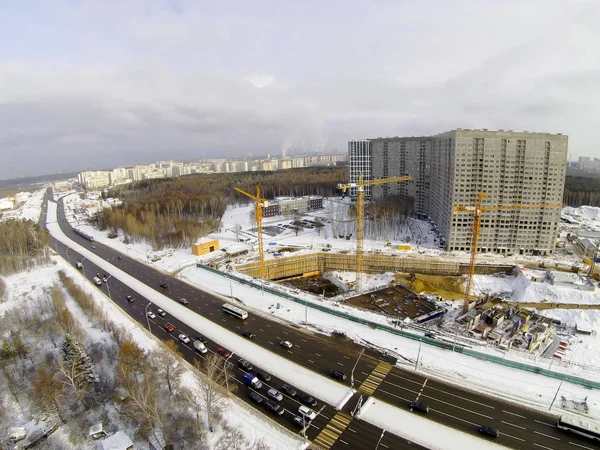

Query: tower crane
left=453, top=192, right=563, bottom=313
left=338, top=174, right=412, bottom=293
left=234, top=186, right=268, bottom=279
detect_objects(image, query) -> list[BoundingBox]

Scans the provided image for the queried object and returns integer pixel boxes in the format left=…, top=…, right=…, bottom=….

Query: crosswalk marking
left=313, top=411, right=353, bottom=449
left=358, top=362, right=393, bottom=396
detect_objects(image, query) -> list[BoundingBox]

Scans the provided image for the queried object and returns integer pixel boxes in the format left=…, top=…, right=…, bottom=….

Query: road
left=44, top=189, right=599, bottom=450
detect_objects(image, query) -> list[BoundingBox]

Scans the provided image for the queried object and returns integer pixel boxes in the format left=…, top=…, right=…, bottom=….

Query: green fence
left=197, top=264, right=600, bottom=390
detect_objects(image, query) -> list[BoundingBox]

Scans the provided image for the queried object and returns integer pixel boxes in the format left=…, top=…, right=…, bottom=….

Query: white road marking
left=422, top=394, right=494, bottom=420
left=534, top=420, right=556, bottom=428
left=378, top=388, right=411, bottom=403
left=431, top=409, right=480, bottom=428
left=308, top=359, right=315, bottom=364
left=426, top=384, right=495, bottom=410
left=503, top=433, right=526, bottom=442
left=315, top=353, right=322, bottom=357
left=337, top=362, right=344, bottom=366
left=533, top=444, right=554, bottom=450
left=380, top=444, right=389, bottom=449
left=501, top=420, right=526, bottom=430
left=503, top=410, right=527, bottom=419
left=347, top=428, right=356, bottom=433
left=568, top=442, right=594, bottom=450
left=302, top=339, right=308, bottom=343
left=383, top=380, right=419, bottom=395
left=534, top=431, right=560, bottom=441
left=343, top=356, right=350, bottom=359
left=339, top=439, right=348, bottom=445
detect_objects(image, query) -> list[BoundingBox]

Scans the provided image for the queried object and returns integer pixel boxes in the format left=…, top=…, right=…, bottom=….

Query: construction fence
left=197, top=263, right=600, bottom=391
left=236, top=252, right=514, bottom=280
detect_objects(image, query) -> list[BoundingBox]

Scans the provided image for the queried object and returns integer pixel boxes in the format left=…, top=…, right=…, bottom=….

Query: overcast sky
left=1, top=1, right=598, bottom=179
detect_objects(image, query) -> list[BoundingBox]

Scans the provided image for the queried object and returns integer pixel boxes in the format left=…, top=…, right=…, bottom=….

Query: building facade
left=348, top=140, right=371, bottom=197
left=349, top=129, right=568, bottom=256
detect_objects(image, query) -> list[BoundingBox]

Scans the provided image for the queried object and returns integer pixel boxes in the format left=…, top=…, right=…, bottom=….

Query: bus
left=557, top=414, right=600, bottom=442
left=222, top=303, right=248, bottom=320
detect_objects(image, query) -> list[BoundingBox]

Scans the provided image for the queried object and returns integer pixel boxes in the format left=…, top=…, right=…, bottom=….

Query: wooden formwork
left=235, top=252, right=514, bottom=280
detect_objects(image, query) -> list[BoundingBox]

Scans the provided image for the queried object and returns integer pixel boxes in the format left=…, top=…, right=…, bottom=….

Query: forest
left=563, top=174, right=600, bottom=207
left=98, top=167, right=347, bottom=249
left=0, top=219, right=51, bottom=274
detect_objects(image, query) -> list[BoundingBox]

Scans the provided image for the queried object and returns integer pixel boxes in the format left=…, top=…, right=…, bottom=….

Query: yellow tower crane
left=234, top=186, right=268, bottom=279
left=338, top=174, right=412, bottom=292
left=453, top=192, right=563, bottom=313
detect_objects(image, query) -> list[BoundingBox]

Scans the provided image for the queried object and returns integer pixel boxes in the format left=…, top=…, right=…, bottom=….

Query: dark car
left=159, top=283, right=168, bottom=289
left=248, top=391, right=263, bottom=405
left=117, top=256, right=122, bottom=260
left=265, top=400, right=284, bottom=416
left=126, top=295, right=135, bottom=302
left=478, top=426, right=499, bottom=438
left=280, top=384, right=297, bottom=397
left=256, top=371, right=271, bottom=382
left=299, top=393, right=317, bottom=407
left=238, top=358, right=253, bottom=371
left=196, top=334, right=208, bottom=343
left=329, top=369, right=347, bottom=381
left=293, top=415, right=308, bottom=428
left=242, top=330, right=255, bottom=339
left=178, top=297, right=189, bottom=305
left=410, top=401, right=429, bottom=413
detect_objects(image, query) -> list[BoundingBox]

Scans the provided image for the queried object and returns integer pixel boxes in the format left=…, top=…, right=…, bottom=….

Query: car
left=267, top=389, right=283, bottom=402
left=298, top=393, right=317, bottom=407
left=92, top=245, right=96, bottom=249
left=265, top=400, right=284, bottom=416
left=147, top=311, right=156, bottom=319
left=164, top=323, right=174, bottom=332
left=329, top=369, right=347, bottom=381
left=178, top=333, right=190, bottom=344
left=159, top=283, right=168, bottom=289
left=410, top=401, right=429, bottom=413
left=478, top=426, right=499, bottom=438
left=217, top=348, right=230, bottom=358
left=96, top=272, right=101, bottom=277
left=298, top=405, right=317, bottom=421
left=248, top=391, right=263, bottom=405
left=117, top=256, right=122, bottom=260
left=157, top=309, right=166, bottom=317
left=126, top=295, right=134, bottom=302
left=256, top=371, right=271, bottom=382
left=280, top=340, right=293, bottom=349
left=196, top=334, right=208, bottom=343
left=178, top=297, right=189, bottom=305
left=293, top=415, right=308, bottom=428
left=280, top=384, right=297, bottom=397
left=242, top=330, right=255, bottom=339
left=238, top=359, right=253, bottom=371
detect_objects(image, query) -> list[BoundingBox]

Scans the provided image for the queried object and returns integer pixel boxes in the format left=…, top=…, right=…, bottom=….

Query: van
left=298, top=405, right=317, bottom=421
left=193, top=340, right=207, bottom=354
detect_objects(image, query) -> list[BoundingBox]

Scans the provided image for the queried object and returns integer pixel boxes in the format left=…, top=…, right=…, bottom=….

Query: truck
left=243, top=373, right=263, bottom=390
left=193, top=340, right=207, bottom=354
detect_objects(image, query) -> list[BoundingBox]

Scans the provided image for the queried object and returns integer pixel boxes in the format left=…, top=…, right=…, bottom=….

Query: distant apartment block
left=78, top=171, right=111, bottom=190
left=579, top=156, right=600, bottom=171
left=349, top=129, right=568, bottom=256
left=262, top=196, right=324, bottom=217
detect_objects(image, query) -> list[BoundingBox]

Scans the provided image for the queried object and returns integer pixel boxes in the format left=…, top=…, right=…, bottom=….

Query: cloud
left=0, top=0, right=599, bottom=178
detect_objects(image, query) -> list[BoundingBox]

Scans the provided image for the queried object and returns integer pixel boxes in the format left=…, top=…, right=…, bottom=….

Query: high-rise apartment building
left=349, top=129, right=568, bottom=256
left=348, top=140, right=372, bottom=197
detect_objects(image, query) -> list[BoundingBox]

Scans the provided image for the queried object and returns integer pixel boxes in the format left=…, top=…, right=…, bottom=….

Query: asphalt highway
left=44, top=189, right=599, bottom=450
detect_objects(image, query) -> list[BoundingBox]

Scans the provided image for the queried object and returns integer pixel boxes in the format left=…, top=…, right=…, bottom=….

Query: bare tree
left=196, top=354, right=236, bottom=432
left=30, top=366, right=66, bottom=423
left=150, top=340, right=183, bottom=398
left=214, top=424, right=248, bottom=450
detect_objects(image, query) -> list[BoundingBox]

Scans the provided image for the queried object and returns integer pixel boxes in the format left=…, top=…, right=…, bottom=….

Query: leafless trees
left=196, top=353, right=236, bottom=433
left=0, top=219, right=51, bottom=274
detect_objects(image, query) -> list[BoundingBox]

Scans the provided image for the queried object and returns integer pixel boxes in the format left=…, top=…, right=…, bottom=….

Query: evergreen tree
left=60, top=334, right=97, bottom=398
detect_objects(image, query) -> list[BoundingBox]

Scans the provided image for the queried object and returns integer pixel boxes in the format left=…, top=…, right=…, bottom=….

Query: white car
left=178, top=334, right=190, bottom=344
left=280, top=340, right=293, bottom=349
left=157, top=309, right=166, bottom=317
left=147, top=311, right=156, bottom=319
left=298, top=405, right=317, bottom=421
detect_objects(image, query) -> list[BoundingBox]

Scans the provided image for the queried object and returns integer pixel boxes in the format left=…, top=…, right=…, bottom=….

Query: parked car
left=117, top=256, right=122, bottom=260
left=126, top=295, right=135, bottom=302
left=164, top=323, right=174, bottom=332
left=242, top=330, right=255, bottom=339
left=478, top=426, right=499, bottom=438
left=293, top=415, right=308, bottom=427
left=217, top=348, right=230, bottom=358
left=329, top=369, right=347, bottom=381
left=193, top=340, right=207, bottom=353
left=196, top=334, right=208, bottom=343
left=238, top=359, right=253, bottom=371
left=265, top=400, right=284, bottom=416
left=157, top=309, right=166, bottom=317
left=147, top=311, right=156, bottom=319
left=298, top=405, right=317, bottom=421
left=178, top=333, right=190, bottom=344
left=248, top=391, right=263, bottom=405
left=280, top=340, right=293, bottom=349
left=178, top=297, right=189, bottom=305
left=299, top=393, right=317, bottom=407
left=159, top=283, right=168, bottom=289
left=267, top=389, right=283, bottom=402
left=410, top=401, right=429, bottom=413
left=256, top=371, right=271, bottom=382
left=280, top=384, right=297, bottom=397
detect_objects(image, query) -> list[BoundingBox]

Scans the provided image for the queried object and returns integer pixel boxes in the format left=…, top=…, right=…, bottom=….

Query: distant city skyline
left=1, top=1, right=599, bottom=179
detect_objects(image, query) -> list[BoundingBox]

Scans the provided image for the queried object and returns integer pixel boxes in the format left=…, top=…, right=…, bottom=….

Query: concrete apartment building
left=349, top=129, right=568, bottom=256
left=579, top=156, right=600, bottom=171
left=349, top=140, right=372, bottom=197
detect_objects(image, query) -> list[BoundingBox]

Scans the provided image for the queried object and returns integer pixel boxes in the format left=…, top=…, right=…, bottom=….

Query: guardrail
left=196, top=264, right=600, bottom=391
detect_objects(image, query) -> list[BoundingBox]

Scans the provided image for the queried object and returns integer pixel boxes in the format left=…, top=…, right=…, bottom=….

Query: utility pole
left=105, top=275, right=112, bottom=299
left=351, top=349, right=365, bottom=389
left=549, top=379, right=563, bottom=411
left=375, top=430, right=386, bottom=450
left=415, top=342, right=422, bottom=371
left=145, top=302, right=152, bottom=333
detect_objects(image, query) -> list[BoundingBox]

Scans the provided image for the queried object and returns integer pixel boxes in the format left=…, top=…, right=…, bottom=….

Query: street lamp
left=104, top=275, right=112, bottom=299
left=351, top=349, right=365, bottom=389
left=145, top=302, right=152, bottom=333
left=375, top=430, right=386, bottom=450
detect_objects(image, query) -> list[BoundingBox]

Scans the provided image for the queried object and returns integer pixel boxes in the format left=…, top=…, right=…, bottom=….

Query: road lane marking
left=422, top=394, right=494, bottom=420
left=503, top=410, right=527, bottom=419
left=347, top=428, right=356, bottom=433
left=308, top=359, right=315, bottom=364
left=381, top=444, right=389, bottom=449
left=302, top=339, right=308, bottom=343
left=339, top=439, right=348, bottom=445
left=535, top=420, right=555, bottom=427
left=426, top=384, right=496, bottom=409
left=533, top=444, right=554, bottom=450
left=534, top=431, right=560, bottom=441
left=259, top=328, right=264, bottom=332
left=503, top=433, right=526, bottom=442
left=315, top=353, right=322, bottom=357
left=343, top=356, right=350, bottom=359
left=382, top=380, right=419, bottom=395
left=337, top=362, right=344, bottom=366
left=568, top=442, right=594, bottom=450
left=501, top=420, right=526, bottom=430
left=378, top=388, right=411, bottom=403
left=431, top=408, right=480, bottom=427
